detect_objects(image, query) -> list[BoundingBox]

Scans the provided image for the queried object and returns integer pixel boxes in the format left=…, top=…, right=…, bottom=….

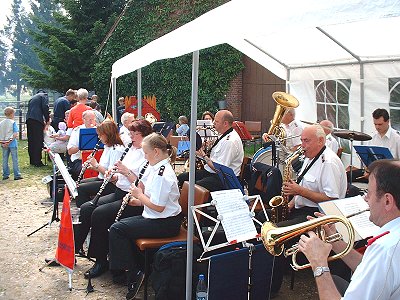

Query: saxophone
left=269, top=147, right=304, bottom=223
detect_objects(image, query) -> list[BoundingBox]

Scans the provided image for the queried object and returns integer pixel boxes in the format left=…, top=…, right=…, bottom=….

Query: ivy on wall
left=93, top=0, right=244, bottom=121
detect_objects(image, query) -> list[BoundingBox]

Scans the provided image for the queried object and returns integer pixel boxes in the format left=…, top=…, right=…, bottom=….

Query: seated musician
left=108, top=133, right=182, bottom=300
left=67, top=110, right=96, bottom=180
left=267, top=124, right=347, bottom=296
left=299, top=159, right=400, bottom=299
left=74, top=120, right=153, bottom=278
left=262, top=107, right=303, bottom=152
left=368, top=108, right=400, bottom=159
left=75, top=121, right=125, bottom=207
left=281, top=125, right=347, bottom=226
left=202, top=110, right=214, bottom=121
left=320, top=119, right=339, bottom=154
left=119, top=112, right=135, bottom=147
left=177, top=109, right=244, bottom=193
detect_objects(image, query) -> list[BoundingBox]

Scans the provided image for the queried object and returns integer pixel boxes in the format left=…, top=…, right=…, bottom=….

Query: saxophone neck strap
left=208, top=127, right=233, bottom=154
left=296, top=146, right=326, bottom=184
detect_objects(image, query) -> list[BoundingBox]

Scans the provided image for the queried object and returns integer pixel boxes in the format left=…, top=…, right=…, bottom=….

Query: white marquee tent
left=111, top=0, right=400, bottom=297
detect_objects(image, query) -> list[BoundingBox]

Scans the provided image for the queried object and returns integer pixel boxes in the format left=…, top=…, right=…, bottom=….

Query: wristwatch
left=313, top=266, right=330, bottom=277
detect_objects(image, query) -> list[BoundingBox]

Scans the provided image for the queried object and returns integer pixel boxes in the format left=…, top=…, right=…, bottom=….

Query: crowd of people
left=2, top=88, right=399, bottom=299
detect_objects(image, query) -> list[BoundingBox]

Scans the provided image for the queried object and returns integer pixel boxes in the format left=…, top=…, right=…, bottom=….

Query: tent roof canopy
left=112, top=0, right=400, bottom=80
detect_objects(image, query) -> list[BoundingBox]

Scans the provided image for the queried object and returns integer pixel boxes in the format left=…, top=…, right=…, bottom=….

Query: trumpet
left=261, top=215, right=355, bottom=270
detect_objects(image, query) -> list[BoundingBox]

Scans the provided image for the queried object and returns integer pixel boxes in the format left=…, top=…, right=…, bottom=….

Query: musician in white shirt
left=299, top=159, right=400, bottom=300
left=119, top=112, right=135, bottom=147
left=320, top=119, right=339, bottom=155
left=368, top=108, right=400, bottom=159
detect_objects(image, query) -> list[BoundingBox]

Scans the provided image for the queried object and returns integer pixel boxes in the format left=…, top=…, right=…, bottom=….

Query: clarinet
left=90, top=142, right=133, bottom=206
left=114, top=161, right=149, bottom=222
left=76, top=140, right=102, bottom=185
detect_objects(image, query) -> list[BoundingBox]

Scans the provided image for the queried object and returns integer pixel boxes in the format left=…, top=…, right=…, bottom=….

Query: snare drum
left=251, top=147, right=285, bottom=175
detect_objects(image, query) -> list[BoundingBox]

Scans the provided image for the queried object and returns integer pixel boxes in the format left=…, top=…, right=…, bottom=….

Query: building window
left=389, top=77, right=400, bottom=131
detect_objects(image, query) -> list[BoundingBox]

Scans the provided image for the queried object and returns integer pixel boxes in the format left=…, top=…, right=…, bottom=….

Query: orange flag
left=55, top=185, right=75, bottom=272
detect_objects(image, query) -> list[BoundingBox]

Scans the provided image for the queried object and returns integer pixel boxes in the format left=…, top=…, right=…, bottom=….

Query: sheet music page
left=332, top=196, right=379, bottom=239
left=211, top=189, right=257, bottom=243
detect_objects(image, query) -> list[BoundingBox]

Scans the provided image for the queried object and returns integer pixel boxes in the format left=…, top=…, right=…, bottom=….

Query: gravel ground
left=0, top=176, right=318, bottom=300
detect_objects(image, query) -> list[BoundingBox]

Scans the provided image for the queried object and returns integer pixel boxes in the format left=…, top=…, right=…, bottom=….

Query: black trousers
left=26, top=119, right=44, bottom=166
left=75, top=178, right=116, bottom=208
left=109, top=214, right=183, bottom=272
left=70, top=159, right=82, bottom=181
left=74, top=187, right=127, bottom=252
left=87, top=200, right=144, bottom=261
left=177, top=169, right=223, bottom=194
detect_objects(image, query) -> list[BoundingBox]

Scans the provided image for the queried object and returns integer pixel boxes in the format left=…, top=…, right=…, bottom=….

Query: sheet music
left=331, top=196, right=379, bottom=239
left=211, top=189, right=257, bottom=243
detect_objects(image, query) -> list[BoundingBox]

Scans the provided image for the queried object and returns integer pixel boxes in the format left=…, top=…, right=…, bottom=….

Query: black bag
left=248, top=162, right=282, bottom=204
left=150, top=241, right=202, bottom=300
left=47, top=174, right=65, bottom=202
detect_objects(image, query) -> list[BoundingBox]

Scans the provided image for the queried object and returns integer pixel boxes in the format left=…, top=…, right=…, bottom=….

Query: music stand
left=28, top=149, right=78, bottom=236
left=79, top=128, right=104, bottom=150
left=353, top=146, right=393, bottom=167
left=213, top=162, right=244, bottom=195
left=153, top=122, right=175, bottom=138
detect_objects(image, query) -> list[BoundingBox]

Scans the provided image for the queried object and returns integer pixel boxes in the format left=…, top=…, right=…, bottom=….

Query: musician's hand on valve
left=196, top=148, right=205, bottom=158
left=128, top=197, right=142, bottom=207
left=288, top=199, right=295, bottom=212
left=114, top=161, right=128, bottom=175
left=88, top=157, right=98, bottom=169
left=307, top=212, right=337, bottom=237
left=298, top=231, right=332, bottom=267
left=130, top=185, right=143, bottom=199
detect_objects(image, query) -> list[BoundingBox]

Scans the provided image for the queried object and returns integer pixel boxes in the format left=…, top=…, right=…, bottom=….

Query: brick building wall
left=226, top=71, right=243, bottom=120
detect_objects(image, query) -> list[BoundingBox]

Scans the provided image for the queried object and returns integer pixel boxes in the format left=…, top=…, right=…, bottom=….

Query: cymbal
left=333, top=130, right=372, bottom=141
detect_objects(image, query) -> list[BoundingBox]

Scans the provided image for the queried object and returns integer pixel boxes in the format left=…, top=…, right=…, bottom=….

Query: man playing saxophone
left=299, top=159, right=400, bottom=299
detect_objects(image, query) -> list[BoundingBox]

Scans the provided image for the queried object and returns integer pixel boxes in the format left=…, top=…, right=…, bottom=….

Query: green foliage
left=93, top=0, right=244, bottom=120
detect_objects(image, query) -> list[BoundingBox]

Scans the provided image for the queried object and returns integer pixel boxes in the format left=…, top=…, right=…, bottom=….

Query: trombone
left=261, top=214, right=359, bottom=270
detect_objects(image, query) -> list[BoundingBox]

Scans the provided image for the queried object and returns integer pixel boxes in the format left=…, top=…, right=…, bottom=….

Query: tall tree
left=22, top=0, right=125, bottom=93
left=0, top=33, right=7, bottom=95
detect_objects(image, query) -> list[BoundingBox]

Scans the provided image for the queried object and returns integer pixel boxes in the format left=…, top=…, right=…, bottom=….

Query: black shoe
left=126, top=271, right=145, bottom=300
left=34, top=163, right=46, bottom=167
left=2, top=176, right=9, bottom=180
left=44, top=258, right=60, bottom=266
left=14, top=176, right=23, bottom=180
left=84, top=261, right=109, bottom=279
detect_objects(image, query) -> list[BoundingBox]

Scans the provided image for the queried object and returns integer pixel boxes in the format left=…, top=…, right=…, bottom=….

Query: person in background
left=67, top=110, right=96, bottom=180
left=299, top=159, right=400, bottom=299
left=320, top=119, right=339, bottom=155
left=177, top=110, right=244, bottom=193
left=202, top=111, right=214, bottom=121
left=90, top=94, right=101, bottom=112
left=67, top=88, right=92, bottom=128
left=51, top=89, right=75, bottom=130
left=176, top=115, right=189, bottom=136
left=0, top=107, right=22, bottom=180
left=120, top=112, right=136, bottom=147
left=26, top=89, right=50, bottom=167
left=48, top=122, right=68, bottom=154
left=117, top=97, right=126, bottom=126
left=43, top=117, right=56, bottom=147
left=368, top=108, right=400, bottom=159
left=88, top=101, right=104, bottom=125
left=108, top=132, right=182, bottom=300
left=262, top=107, right=303, bottom=152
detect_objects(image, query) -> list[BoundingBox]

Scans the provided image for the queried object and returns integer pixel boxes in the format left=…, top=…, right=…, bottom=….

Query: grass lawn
left=1, top=139, right=53, bottom=188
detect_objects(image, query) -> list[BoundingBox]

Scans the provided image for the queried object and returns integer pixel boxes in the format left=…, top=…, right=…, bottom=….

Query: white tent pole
left=137, top=68, right=142, bottom=118
left=112, top=77, right=117, bottom=120
left=360, top=63, right=365, bottom=134
left=186, top=50, right=199, bottom=300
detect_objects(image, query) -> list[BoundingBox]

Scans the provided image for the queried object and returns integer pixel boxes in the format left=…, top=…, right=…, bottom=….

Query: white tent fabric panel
left=112, top=0, right=400, bottom=80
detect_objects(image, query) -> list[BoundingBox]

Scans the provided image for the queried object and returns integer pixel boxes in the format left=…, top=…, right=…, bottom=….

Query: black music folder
left=353, top=145, right=393, bottom=167
left=153, top=122, right=175, bottom=138
left=79, top=128, right=104, bottom=150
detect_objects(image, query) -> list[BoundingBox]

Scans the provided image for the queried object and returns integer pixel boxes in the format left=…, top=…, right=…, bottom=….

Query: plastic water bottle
left=196, top=274, right=208, bottom=300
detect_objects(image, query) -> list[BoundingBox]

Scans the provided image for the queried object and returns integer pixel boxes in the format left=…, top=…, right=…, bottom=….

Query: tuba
left=261, top=215, right=355, bottom=270
left=269, top=147, right=304, bottom=223
left=264, top=92, right=299, bottom=145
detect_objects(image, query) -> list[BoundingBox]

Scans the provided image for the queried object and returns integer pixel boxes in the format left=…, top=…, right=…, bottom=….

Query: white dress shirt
left=369, top=127, right=400, bottom=159
left=325, top=133, right=339, bottom=154
left=115, top=147, right=146, bottom=191
left=283, top=120, right=303, bottom=149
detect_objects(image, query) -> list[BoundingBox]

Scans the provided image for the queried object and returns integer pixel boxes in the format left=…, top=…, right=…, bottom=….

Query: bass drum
left=251, top=147, right=284, bottom=174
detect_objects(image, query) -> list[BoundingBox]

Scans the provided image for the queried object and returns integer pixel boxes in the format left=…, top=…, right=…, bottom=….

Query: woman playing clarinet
left=75, top=119, right=153, bottom=278
left=75, top=120, right=125, bottom=207
left=108, top=133, right=182, bottom=300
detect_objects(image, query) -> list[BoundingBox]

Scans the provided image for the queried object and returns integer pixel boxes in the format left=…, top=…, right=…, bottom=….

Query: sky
left=0, top=0, right=30, bottom=30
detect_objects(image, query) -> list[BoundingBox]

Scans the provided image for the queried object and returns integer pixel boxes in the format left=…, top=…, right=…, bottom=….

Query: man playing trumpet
left=299, top=159, right=400, bottom=299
